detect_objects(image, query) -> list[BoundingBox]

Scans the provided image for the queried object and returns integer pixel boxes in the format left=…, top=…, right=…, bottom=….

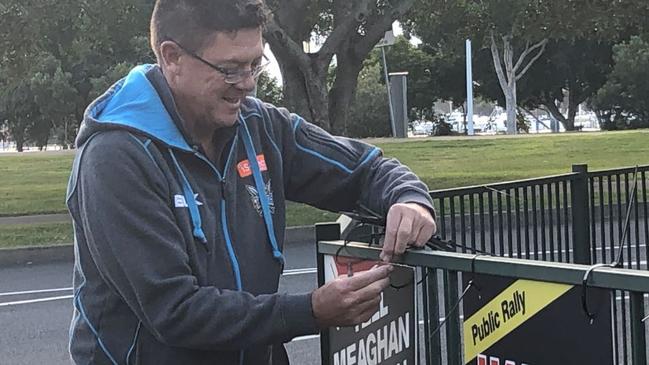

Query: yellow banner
left=463, top=279, right=572, bottom=364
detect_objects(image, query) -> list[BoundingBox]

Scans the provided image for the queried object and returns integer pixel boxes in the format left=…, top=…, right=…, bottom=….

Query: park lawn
left=0, top=151, right=75, bottom=217
left=0, top=222, right=73, bottom=249
left=1, top=130, right=648, bottom=227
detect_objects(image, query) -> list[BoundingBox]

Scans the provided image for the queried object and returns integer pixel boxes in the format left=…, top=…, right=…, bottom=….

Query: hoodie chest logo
left=245, top=180, right=275, bottom=217
left=174, top=194, right=204, bottom=208
left=237, top=154, right=267, bottom=178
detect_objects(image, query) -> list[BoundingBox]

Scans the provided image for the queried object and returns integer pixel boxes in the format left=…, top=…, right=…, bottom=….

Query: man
left=66, top=0, right=436, bottom=364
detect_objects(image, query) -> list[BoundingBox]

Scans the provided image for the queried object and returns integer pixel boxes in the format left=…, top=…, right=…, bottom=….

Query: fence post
left=444, top=271, right=462, bottom=365
left=423, top=268, right=442, bottom=365
left=630, top=292, right=647, bottom=365
left=315, top=223, right=340, bottom=365
left=571, top=164, right=591, bottom=265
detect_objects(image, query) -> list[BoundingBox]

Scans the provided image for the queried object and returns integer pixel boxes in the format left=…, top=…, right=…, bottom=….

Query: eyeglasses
left=170, top=39, right=269, bottom=85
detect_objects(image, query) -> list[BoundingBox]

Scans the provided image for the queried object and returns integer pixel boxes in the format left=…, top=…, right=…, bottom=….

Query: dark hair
left=150, top=0, right=267, bottom=61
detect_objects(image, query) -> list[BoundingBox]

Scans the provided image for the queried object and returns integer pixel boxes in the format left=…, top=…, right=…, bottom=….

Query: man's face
left=171, top=27, right=264, bottom=129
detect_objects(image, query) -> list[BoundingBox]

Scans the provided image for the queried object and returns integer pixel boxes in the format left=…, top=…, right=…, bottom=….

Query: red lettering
left=478, top=354, right=487, bottom=365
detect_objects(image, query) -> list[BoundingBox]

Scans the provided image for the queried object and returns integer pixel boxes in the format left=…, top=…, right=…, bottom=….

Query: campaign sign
left=462, top=274, right=613, bottom=365
left=320, top=254, right=417, bottom=365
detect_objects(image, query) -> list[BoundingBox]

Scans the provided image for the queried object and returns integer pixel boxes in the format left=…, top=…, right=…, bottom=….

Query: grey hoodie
left=66, top=64, right=433, bottom=364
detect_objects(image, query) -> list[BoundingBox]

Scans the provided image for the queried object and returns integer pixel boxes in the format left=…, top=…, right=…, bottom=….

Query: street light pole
left=380, top=45, right=397, bottom=137
left=466, top=39, right=474, bottom=136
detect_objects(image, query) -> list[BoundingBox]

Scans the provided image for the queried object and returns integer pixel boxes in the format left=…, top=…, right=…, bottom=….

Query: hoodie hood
left=77, top=64, right=192, bottom=152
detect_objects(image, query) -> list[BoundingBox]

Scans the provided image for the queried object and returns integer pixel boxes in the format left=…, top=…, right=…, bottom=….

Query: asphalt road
left=0, top=239, right=323, bottom=365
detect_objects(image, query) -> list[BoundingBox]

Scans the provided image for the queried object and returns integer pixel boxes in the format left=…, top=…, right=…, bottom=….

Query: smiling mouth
left=223, top=97, right=240, bottom=105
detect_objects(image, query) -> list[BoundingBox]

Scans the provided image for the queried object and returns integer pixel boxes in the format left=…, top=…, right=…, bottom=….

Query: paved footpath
left=0, top=214, right=70, bottom=226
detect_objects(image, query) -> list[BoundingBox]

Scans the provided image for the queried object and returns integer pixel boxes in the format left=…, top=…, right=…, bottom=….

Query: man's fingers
left=353, top=275, right=390, bottom=303
left=414, top=223, right=434, bottom=247
left=345, top=264, right=393, bottom=291
left=394, top=215, right=414, bottom=255
left=381, top=209, right=402, bottom=262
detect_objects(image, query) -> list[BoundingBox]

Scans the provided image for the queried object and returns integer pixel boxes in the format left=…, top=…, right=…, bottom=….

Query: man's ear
left=159, top=41, right=183, bottom=74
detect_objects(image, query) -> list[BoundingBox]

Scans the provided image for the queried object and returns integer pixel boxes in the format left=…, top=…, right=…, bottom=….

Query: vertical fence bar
left=609, top=177, right=615, bottom=266
left=540, top=184, right=547, bottom=261
left=469, top=194, right=476, bottom=252
left=555, top=182, right=563, bottom=262
left=563, top=181, right=570, bottom=262
left=524, top=186, right=531, bottom=259
left=460, top=195, right=467, bottom=253
left=600, top=176, right=607, bottom=263
left=630, top=291, right=647, bottom=365
left=621, top=291, right=628, bottom=364
left=515, top=187, right=522, bottom=259
left=498, top=190, right=505, bottom=256
left=422, top=268, right=442, bottom=365
left=547, top=184, right=555, bottom=262
left=488, top=191, right=496, bottom=255
left=590, top=177, right=597, bottom=264
left=439, top=198, right=447, bottom=239
left=479, top=192, right=485, bottom=253
left=450, top=197, right=457, bottom=246
left=625, top=173, right=632, bottom=268
left=506, top=189, right=513, bottom=259
left=571, top=164, right=591, bottom=265
left=633, top=174, right=641, bottom=269
left=532, top=185, right=539, bottom=260
left=444, top=271, right=461, bottom=365
left=643, top=171, right=648, bottom=269
left=612, top=290, right=620, bottom=364
left=616, top=174, right=624, bottom=267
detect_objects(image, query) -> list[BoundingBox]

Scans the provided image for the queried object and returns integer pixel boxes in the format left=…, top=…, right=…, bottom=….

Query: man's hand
left=311, top=264, right=393, bottom=328
left=381, top=203, right=437, bottom=262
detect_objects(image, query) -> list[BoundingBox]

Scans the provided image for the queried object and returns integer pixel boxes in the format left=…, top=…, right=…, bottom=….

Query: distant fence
left=317, top=164, right=649, bottom=365
left=428, top=163, right=649, bottom=365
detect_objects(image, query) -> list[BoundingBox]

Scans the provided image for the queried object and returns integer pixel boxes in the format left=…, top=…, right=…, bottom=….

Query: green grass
left=0, top=222, right=73, bottom=248
left=375, top=130, right=649, bottom=190
left=1, top=130, right=649, bottom=228
left=0, top=151, right=75, bottom=217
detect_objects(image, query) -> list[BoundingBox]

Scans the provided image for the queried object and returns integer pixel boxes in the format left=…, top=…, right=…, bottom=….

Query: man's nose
left=235, top=74, right=257, bottom=93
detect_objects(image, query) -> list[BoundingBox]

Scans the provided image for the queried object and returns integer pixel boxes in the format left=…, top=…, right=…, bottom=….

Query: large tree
left=0, top=0, right=153, bottom=150
left=406, top=0, right=649, bottom=134
left=263, top=0, right=416, bottom=133
left=590, top=36, right=649, bottom=130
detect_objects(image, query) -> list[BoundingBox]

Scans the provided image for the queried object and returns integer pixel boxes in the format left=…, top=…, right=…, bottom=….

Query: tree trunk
left=566, top=88, right=578, bottom=131
left=490, top=32, right=548, bottom=135
left=264, top=0, right=416, bottom=135
left=328, top=50, right=364, bottom=135
left=15, top=136, right=24, bottom=152
left=506, top=92, right=517, bottom=134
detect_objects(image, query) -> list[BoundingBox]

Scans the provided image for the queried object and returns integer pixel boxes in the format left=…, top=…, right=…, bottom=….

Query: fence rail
left=316, top=234, right=649, bottom=365
left=320, top=163, right=649, bottom=365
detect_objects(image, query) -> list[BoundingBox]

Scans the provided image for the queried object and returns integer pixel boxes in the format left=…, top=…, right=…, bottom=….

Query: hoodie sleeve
left=71, top=131, right=318, bottom=351
left=260, top=103, right=434, bottom=217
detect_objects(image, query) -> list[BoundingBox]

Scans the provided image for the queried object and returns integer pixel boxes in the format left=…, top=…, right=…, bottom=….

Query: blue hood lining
left=89, top=64, right=192, bottom=152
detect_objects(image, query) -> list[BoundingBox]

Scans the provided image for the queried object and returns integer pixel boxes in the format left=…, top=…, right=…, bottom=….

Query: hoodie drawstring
left=169, top=149, right=208, bottom=245
left=240, top=118, right=285, bottom=265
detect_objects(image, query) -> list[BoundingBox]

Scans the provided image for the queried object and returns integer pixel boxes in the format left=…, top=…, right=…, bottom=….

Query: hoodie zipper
left=192, top=135, right=245, bottom=365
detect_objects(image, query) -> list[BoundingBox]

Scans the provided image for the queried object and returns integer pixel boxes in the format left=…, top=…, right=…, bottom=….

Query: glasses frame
left=169, top=39, right=269, bottom=85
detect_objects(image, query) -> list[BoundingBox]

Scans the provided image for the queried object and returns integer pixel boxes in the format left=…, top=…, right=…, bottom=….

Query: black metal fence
left=428, top=163, right=649, bottom=365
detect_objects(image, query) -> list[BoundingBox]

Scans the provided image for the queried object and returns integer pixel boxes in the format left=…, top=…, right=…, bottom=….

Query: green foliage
left=255, top=71, right=284, bottom=106
left=347, top=59, right=391, bottom=138
left=0, top=0, right=153, bottom=151
left=591, top=36, right=649, bottom=130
